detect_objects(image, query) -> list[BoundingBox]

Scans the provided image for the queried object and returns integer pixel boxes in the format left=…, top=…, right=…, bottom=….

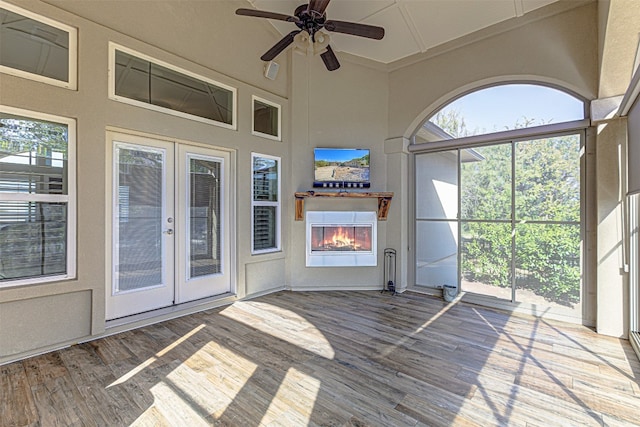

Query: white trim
left=176, top=144, right=233, bottom=303
left=0, top=105, right=77, bottom=288
left=0, top=193, right=70, bottom=202
left=108, top=42, right=237, bottom=130
left=0, top=1, right=77, bottom=90
left=251, top=95, right=282, bottom=141
left=409, top=119, right=590, bottom=152
left=251, top=152, right=281, bottom=254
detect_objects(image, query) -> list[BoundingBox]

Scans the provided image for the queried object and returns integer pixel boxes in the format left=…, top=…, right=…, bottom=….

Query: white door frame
left=105, top=130, right=235, bottom=320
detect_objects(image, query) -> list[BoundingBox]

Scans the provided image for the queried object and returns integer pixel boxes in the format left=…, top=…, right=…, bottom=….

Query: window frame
left=0, top=1, right=78, bottom=90
left=251, top=152, right=281, bottom=254
left=108, top=42, right=237, bottom=130
left=0, top=105, right=77, bottom=287
left=251, top=95, right=281, bottom=141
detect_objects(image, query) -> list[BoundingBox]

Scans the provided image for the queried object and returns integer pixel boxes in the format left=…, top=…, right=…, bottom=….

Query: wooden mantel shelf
left=294, top=191, right=394, bottom=221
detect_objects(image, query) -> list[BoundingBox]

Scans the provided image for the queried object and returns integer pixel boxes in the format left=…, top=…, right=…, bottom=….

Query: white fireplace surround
left=306, top=211, right=377, bottom=267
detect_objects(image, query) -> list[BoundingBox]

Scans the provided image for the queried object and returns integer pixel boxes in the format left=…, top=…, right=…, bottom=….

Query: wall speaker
left=264, top=61, right=279, bottom=80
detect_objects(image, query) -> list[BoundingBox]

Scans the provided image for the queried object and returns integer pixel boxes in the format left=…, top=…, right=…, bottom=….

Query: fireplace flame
left=326, top=227, right=359, bottom=250
left=311, top=225, right=371, bottom=252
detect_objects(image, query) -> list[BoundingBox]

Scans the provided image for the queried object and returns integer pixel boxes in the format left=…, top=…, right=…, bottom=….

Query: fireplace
left=306, top=211, right=377, bottom=267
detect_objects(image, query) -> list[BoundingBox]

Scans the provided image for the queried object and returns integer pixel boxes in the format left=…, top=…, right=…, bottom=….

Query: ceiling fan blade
left=320, top=45, right=340, bottom=71
left=308, top=0, right=331, bottom=15
left=260, top=30, right=301, bottom=61
left=236, top=8, right=299, bottom=23
left=324, top=20, right=385, bottom=40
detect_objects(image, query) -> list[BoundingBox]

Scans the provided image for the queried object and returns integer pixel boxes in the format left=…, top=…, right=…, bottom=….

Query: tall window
left=0, top=1, right=77, bottom=89
left=414, top=84, right=585, bottom=317
left=109, top=43, right=236, bottom=129
left=0, top=106, right=76, bottom=286
left=252, top=153, right=280, bottom=254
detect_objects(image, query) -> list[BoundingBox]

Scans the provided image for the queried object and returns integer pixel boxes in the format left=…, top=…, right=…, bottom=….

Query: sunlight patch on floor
left=107, top=324, right=206, bottom=388
left=259, top=367, right=321, bottom=425
left=221, top=301, right=335, bottom=359
left=129, top=332, right=261, bottom=425
left=148, top=381, right=211, bottom=426
left=381, top=299, right=460, bottom=357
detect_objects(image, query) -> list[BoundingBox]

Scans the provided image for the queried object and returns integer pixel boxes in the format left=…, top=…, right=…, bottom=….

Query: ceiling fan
left=236, top=0, right=385, bottom=71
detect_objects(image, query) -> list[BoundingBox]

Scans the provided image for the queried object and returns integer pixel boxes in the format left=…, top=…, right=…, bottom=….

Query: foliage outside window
left=458, top=135, right=581, bottom=305
left=416, top=84, right=585, bottom=308
left=252, top=96, right=281, bottom=141
left=0, top=1, right=77, bottom=89
left=0, top=106, right=76, bottom=286
left=425, top=103, right=582, bottom=306
left=109, top=43, right=236, bottom=129
left=252, top=153, right=280, bottom=253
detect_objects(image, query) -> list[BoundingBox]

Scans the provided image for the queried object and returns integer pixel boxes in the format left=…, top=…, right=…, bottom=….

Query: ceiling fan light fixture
left=294, top=30, right=311, bottom=54
left=313, top=30, right=330, bottom=56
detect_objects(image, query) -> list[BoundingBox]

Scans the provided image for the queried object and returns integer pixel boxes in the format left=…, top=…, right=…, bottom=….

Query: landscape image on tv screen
left=314, top=148, right=370, bottom=185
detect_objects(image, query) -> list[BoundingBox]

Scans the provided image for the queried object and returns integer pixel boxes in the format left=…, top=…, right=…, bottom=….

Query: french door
left=106, top=132, right=231, bottom=320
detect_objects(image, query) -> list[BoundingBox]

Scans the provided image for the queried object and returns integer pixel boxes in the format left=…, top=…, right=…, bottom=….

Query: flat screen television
left=313, top=148, right=370, bottom=188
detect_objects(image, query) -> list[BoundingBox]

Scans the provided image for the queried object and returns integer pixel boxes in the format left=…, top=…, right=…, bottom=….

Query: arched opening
left=416, top=83, right=585, bottom=142
left=411, top=83, right=590, bottom=323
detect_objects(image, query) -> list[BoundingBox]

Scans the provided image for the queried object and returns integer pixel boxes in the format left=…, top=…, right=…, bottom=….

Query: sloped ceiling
left=248, top=0, right=559, bottom=65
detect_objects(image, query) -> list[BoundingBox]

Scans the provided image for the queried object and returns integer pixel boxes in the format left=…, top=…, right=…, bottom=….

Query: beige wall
left=388, top=2, right=598, bottom=139
left=1, top=0, right=637, bottom=363
left=0, top=0, right=292, bottom=363
left=595, top=119, right=629, bottom=337
left=288, top=51, right=390, bottom=290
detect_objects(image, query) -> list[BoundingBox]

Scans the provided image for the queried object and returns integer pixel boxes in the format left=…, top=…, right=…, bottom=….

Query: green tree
left=431, top=110, right=581, bottom=305
left=0, top=116, right=68, bottom=160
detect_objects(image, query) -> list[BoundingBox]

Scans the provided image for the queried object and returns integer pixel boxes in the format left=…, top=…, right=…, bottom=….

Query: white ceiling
left=248, top=0, right=559, bottom=65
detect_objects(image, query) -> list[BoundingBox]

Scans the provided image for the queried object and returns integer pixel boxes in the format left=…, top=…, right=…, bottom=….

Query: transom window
left=109, top=43, right=236, bottom=129
left=252, top=96, right=281, bottom=141
left=0, top=106, right=76, bottom=286
left=421, top=84, right=584, bottom=140
left=0, top=1, right=77, bottom=89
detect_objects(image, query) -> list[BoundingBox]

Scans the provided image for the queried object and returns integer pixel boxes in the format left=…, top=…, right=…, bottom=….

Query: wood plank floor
left=2, top=291, right=640, bottom=426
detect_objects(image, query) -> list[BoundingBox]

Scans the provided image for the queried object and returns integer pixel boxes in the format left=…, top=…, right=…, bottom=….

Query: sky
left=315, top=148, right=369, bottom=162
left=436, top=84, right=584, bottom=134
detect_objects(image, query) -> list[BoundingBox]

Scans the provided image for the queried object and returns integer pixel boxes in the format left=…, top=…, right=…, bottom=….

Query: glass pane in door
left=188, top=157, right=221, bottom=278
left=115, top=146, right=164, bottom=292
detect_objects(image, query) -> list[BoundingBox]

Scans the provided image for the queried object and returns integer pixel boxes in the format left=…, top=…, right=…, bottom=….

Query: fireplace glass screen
left=311, top=225, right=372, bottom=252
